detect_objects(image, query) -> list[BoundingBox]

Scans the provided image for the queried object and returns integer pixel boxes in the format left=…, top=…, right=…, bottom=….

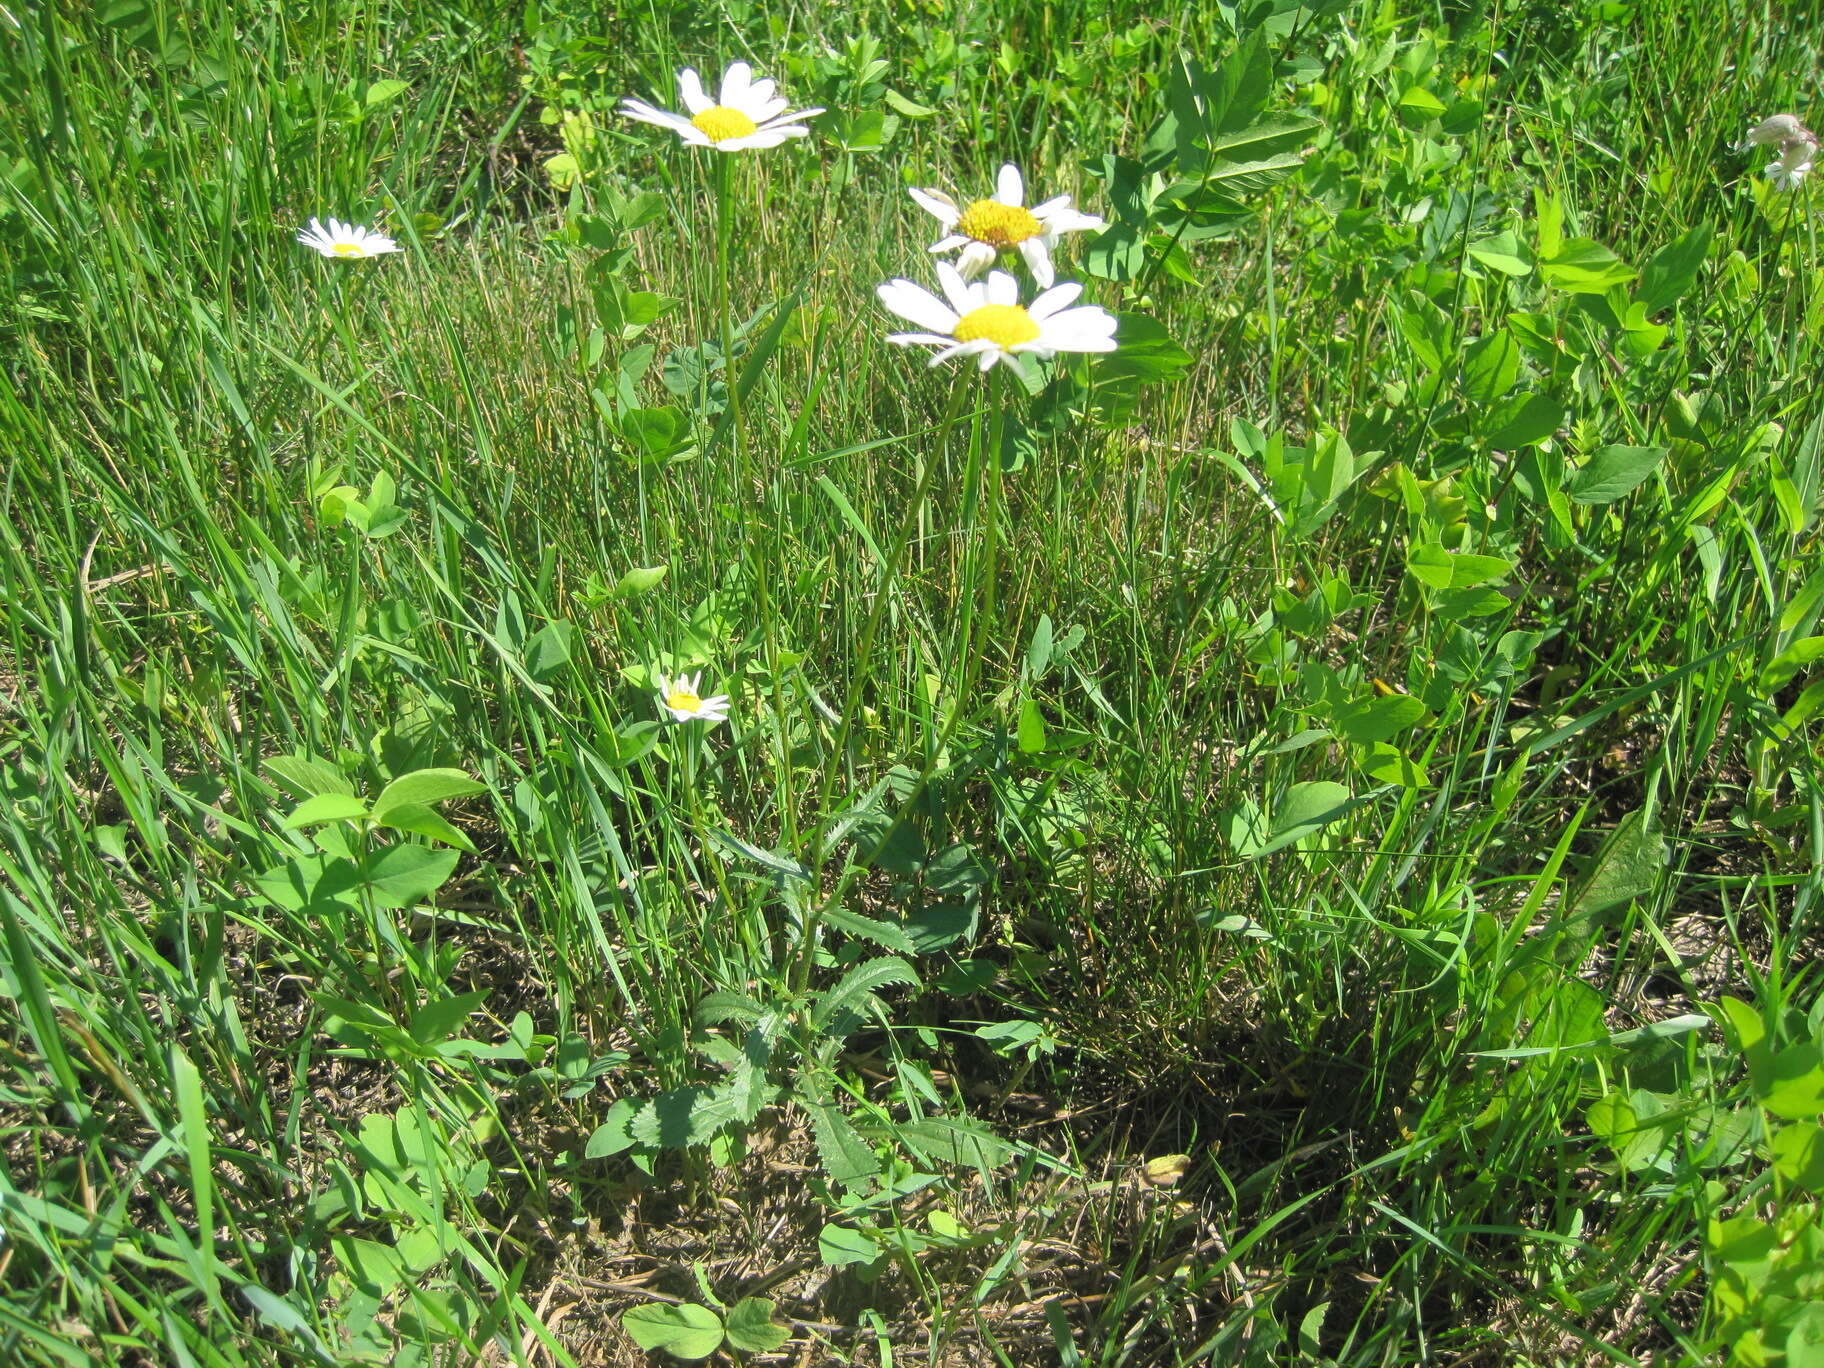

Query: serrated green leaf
left=894, top=1115, right=1014, bottom=1171
left=803, top=1096, right=879, bottom=1190
left=813, top=956, right=918, bottom=1033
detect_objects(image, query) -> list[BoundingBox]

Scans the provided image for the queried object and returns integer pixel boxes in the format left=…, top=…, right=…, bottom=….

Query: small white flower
left=877, top=263, right=1118, bottom=374
left=655, top=671, right=731, bottom=724
left=909, top=163, right=1105, bottom=289
left=619, top=60, right=822, bottom=152
left=296, top=216, right=400, bottom=260
left=1766, top=136, right=1818, bottom=192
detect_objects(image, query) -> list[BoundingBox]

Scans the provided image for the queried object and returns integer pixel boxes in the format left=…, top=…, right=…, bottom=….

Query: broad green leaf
left=1257, top=781, right=1353, bottom=854
left=1758, top=1043, right=1824, bottom=1120
left=1406, top=543, right=1512, bottom=590
left=724, top=1298, right=790, bottom=1354
left=371, top=769, right=485, bottom=824
left=1017, top=699, right=1048, bottom=753
left=409, top=990, right=488, bottom=1045
left=1636, top=223, right=1712, bottom=313
left=584, top=1098, right=640, bottom=1158
left=1541, top=238, right=1635, bottom=294
left=629, top=1084, right=746, bottom=1148
left=371, top=802, right=475, bottom=854
left=818, top=1223, right=883, bottom=1268
left=1771, top=1122, right=1824, bottom=1191
left=615, top=565, right=668, bottom=597
left=813, top=956, right=918, bottom=1032
left=1482, top=392, right=1564, bottom=449
left=1332, top=694, right=1426, bottom=744
left=1025, top=614, right=1055, bottom=679
left=1461, top=329, right=1520, bottom=403
left=361, top=843, right=460, bottom=908
left=819, top=905, right=917, bottom=955
left=1567, top=445, right=1666, bottom=504
left=620, top=1304, right=723, bottom=1360
left=1467, top=230, right=1533, bottom=276
left=364, top=79, right=410, bottom=105
left=1761, top=636, right=1824, bottom=692
left=283, top=793, right=369, bottom=829
left=524, top=621, right=574, bottom=680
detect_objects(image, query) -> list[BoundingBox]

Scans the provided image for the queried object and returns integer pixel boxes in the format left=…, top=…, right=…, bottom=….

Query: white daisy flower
left=619, top=60, right=822, bottom=152
left=877, top=263, right=1118, bottom=374
left=296, top=216, right=400, bottom=260
left=655, top=671, right=731, bottom=725
left=908, top=163, right=1105, bottom=289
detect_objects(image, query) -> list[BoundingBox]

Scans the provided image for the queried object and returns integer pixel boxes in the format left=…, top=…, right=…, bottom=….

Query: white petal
left=885, top=331, right=959, bottom=348
left=877, top=280, right=961, bottom=333
left=954, top=242, right=995, bottom=280
left=996, top=163, right=1024, bottom=206
left=719, top=60, right=753, bottom=107
left=1039, top=207, right=1105, bottom=235
left=928, top=339, right=997, bottom=367
left=935, top=260, right=979, bottom=315
left=979, top=349, right=1006, bottom=372
left=620, top=99, right=689, bottom=129
left=1030, top=193, right=1072, bottom=216
left=752, top=96, right=789, bottom=122
left=984, top=270, right=1019, bottom=306
left=909, top=187, right=960, bottom=225
left=929, top=234, right=969, bottom=253
left=747, top=78, right=778, bottom=106
left=1019, top=238, right=1055, bottom=288
left=678, top=68, right=711, bottom=115
left=1028, top=281, right=1083, bottom=320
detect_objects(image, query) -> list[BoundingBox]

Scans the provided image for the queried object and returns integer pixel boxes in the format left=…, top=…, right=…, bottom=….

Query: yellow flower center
left=952, top=303, right=1040, bottom=348
left=665, top=688, right=703, bottom=713
left=956, top=199, right=1043, bottom=248
left=331, top=242, right=366, bottom=258
left=691, top=106, right=759, bottom=143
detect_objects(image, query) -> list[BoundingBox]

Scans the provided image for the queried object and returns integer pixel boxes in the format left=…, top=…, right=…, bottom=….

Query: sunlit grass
left=1, top=1, right=1821, bottom=1364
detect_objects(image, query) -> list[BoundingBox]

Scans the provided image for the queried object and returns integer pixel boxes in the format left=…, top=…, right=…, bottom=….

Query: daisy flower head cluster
left=1741, top=113, right=1818, bottom=192
left=654, top=671, right=730, bottom=726
left=879, top=160, right=1117, bottom=377
left=910, top=162, right=1105, bottom=288
left=619, top=60, right=823, bottom=152
left=297, top=216, right=400, bottom=260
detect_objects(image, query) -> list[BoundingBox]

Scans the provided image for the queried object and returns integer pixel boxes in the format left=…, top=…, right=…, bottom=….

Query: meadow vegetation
left=2, top=0, right=1823, bottom=1362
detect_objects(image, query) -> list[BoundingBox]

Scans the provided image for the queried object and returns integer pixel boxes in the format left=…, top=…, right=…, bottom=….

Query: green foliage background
left=2, top=0, right=1823, bottom=1363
